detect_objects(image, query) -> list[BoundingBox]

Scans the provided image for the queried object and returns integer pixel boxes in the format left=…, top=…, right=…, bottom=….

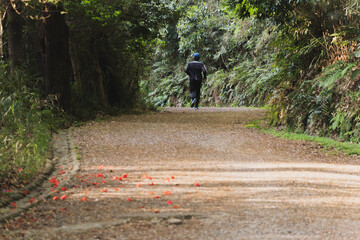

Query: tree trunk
left=0, top=11, right=3, bottom=58
left=94, top=58, right=109, bottom=107
left=7, top=5, right=25, bottom=71
left=69, top=31, right=82, bottom=95
left=37, top=4, right=72, bottom=110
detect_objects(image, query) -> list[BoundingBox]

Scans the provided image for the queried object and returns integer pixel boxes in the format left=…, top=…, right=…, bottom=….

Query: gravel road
left=2, top=107, right=360, bottom=240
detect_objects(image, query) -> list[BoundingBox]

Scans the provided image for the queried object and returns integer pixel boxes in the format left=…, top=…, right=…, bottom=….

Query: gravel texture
left=1, top=107, right=360, bottom=240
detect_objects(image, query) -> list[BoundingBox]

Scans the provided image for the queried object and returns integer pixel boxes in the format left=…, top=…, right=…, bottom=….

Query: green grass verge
left=246, top=120, right=360, bottom=155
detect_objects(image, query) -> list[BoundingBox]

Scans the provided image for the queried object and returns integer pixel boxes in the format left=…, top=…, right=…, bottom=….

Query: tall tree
left=4, top=0, right=25, bottom=72
left=37, top=3, right=72, bottom=110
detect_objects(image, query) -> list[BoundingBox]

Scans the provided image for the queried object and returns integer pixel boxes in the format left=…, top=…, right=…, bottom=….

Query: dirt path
left=2, top=107, right=360, bottom=239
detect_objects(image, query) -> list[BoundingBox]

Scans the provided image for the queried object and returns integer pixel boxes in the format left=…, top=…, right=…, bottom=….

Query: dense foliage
left=146, top=0, right=360, bottom=143
left=0, top=66, right=55, bottom=188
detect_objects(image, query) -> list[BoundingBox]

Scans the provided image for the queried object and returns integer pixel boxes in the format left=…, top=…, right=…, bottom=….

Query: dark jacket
left=185, top=61, right=207, bottom=81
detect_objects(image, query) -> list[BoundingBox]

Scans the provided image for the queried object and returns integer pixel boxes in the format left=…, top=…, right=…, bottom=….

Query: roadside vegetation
left=0, top=66, right=62, bottom=190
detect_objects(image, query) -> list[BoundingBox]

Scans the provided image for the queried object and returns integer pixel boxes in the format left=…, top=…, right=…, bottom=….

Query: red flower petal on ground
left=97, top=165, right=104, bottom=169
left=59, top=166, right=63, bottom=169
left=28, top=198, right=35, bottom=203
left=96, top=173, right=104, bottom=178
left=118, top=177, right=123, bottom=181
left=147, top=176, right=152, bottom=180
left=102, top=189, right=108, bottom=192
left=61, top=187, right=67, bottom=191
left=123, top=174, right=127, bottom=178
left=136, top=184, right=141, bottom=187
left=167, top=200, right=173, bottom=205
left=11, top=202, right=17, bottom=208
left=148, top=183, right=155, bottom=186
left=127, top=198, right=132, bottom=201
left=195, top=183, right=201, bottom=187
left=165, top=191, right=171, bottom=195
left=112, top=176, right=118, bottom=180
left=81, top=197, right=87, bottom=202
left=101, top=180, right=106, bottom=184
left=24, top=190, right=29, bottom=195
left=53, top=196, right=59, bottom=200
left=60, top=195, right=67, bottom=200
left=154, top=196, right=161, bottom=199
left=114, top=188, right=119, bottom=191
left=171, top=176, right=175, bottom=179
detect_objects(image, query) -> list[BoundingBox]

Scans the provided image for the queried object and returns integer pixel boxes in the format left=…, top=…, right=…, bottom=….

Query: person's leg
left=195, top=82, right=201, bottom=108
left=189, top=80, right=197, bottom=107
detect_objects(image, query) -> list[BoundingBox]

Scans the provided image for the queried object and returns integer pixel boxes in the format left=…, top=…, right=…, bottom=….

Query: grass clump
left=0, top=66, right=65, bottom=190
left=246, top=117, right=360, bottom=156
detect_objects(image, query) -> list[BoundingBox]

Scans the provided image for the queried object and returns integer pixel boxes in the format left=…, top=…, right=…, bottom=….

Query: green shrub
left=0, top=65, right=57, bottom=189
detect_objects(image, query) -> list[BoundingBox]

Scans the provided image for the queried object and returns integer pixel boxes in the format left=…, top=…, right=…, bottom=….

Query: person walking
left=185, top=53, right=207, bottom=110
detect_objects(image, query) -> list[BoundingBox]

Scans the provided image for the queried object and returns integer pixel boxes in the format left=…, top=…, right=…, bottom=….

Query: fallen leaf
left=60, top=195, right=67, bottom=200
